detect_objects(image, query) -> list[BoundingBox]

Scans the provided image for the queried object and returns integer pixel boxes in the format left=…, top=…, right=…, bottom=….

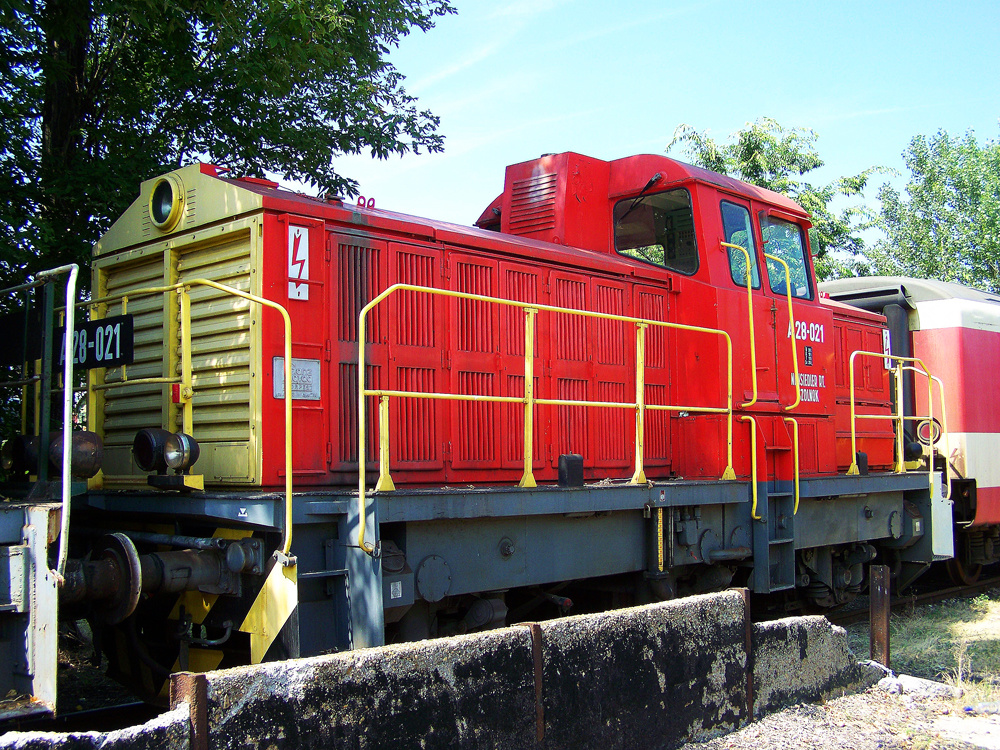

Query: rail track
left=826, top=574, right=1000, bottom=627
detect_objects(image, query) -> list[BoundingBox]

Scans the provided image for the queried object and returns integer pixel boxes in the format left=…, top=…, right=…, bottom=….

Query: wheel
left=946, top=556, right=982, bottom=586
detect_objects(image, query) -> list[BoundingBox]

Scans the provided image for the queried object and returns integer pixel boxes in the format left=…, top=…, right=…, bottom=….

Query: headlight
left=164, top=432, right=200, bottom=471
left=148, top=174, right=184, bottom=231
left=48, top=431, right=103, bottom=478
left=133, top=428, right=173, bottom=473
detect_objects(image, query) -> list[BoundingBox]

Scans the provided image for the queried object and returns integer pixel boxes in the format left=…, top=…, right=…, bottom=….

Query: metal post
left=38, top=282, right=54, bottom=483
left=870, top=564, right=891, bottom=667
left=632, top=323, right=647, bottom=484
left=519, top=308, right=538, bottom=488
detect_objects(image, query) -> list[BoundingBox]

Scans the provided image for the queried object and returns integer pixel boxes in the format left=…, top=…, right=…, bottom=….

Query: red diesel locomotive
left=0, top=151, right=954, bottom=714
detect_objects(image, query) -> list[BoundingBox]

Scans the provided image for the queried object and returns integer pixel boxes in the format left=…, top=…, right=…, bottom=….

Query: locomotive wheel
left=946, top=557, right=982, bottom=586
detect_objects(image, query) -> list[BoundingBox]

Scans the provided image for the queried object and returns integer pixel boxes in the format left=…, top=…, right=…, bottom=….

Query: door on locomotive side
left=718, top=196, right=780, bottom=403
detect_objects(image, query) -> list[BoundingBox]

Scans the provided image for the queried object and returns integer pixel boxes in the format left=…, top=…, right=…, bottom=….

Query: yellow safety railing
left=846, top=351, right=942, bottom=499
left=900, top=366, right=951, bottom=501
left=83, top=280, right=295, bottom=557
left=783, top=416, right=800, bottom=514
left=763, top=253, right=800, bottom=411
left=741, top=415, right=761, bottom=520
left=356, top=283, right=739, bottom=555
left=720, top=242, right=758, bottom=408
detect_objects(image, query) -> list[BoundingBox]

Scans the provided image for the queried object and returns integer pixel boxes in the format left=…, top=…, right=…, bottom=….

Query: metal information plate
left=57, top=314, right=134, bottom=370
left=273, top=357, right=322, bottom=401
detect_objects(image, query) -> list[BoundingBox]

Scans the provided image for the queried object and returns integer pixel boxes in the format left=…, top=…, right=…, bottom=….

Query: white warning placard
left=288, top=225, right=309, bottom=300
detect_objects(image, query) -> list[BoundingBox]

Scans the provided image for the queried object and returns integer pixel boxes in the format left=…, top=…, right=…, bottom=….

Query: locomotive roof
left=821, top=276, right=1000, bottom=309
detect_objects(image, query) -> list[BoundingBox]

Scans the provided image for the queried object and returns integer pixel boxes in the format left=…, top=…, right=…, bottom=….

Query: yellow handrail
left=847, top=350, right=936, bottom=498
left=763, top=252, right=800, bottom=411
left=357, top=283, right=738, bottom=555
left=741, top=415, right=761, bottom=520
left=720, top=242, right=757, bottom=408
left=900, top=367, right=951, bottom=501
left=783, top=416, right=800, bottom=514
left=84, top=280, right=295, bottom=557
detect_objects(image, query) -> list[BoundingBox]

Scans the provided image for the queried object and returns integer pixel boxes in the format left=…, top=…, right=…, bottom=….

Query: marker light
left=133, top=428, right=173, bottom=473
left=163, top=432, right=200, bottom=472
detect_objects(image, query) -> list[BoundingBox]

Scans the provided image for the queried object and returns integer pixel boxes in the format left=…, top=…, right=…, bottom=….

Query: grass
left=845, top=591, right=1000, bottom=706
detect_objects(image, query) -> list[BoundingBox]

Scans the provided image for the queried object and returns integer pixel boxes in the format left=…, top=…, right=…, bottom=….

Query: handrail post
left=631, top=322, right=648, bottom=484
left=783, top=416, right=800, bottom=514
left=720, top=242, right=758, bottom=408
left=847, top=350, right=860, bottom=475
left=893, top=362, right=905, bottom=473
left=763, top=252, right=799, bottom=410
left=519, top=307, right=538, bottom=489
left=374, top=396, right=396, bottom=491
left=741, top=415, right=761, bottom=520
left=722, top=332, right=736, bottom=480
left=179, top=288, right=194, bottom=435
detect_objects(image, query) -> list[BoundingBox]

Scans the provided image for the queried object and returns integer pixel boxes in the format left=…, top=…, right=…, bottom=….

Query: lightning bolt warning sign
left=288, top=226, right=309, bottom=300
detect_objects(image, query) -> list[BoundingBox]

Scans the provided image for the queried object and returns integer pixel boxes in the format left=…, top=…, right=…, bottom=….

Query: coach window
left=613, top=188, right=698, bottom=274
left=760, top=214, right=812, bottom=300
left=720, top=201, right=760, bottom=288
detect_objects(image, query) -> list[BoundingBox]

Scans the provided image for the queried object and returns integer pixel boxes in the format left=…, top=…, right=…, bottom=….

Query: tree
left=667, top=118, right=880, bottom=279
left=0, top=0, right=453, bottom=288
left=864, top=129, right=1000, bottom=291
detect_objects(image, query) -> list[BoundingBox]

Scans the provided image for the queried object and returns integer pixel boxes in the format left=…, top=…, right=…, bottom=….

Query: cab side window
left=720, top=201, right=760, bottom=288
left=760, top=214, right=812, bottom=300
left=613, top=188, right=698, bottom=274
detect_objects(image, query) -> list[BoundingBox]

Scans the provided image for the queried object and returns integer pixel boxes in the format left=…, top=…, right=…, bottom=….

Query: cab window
left=720, top=201, right=760, bottom=288
left=760, top=214, right=812, bottom=300
left=613, top=189, right=698, bottom=274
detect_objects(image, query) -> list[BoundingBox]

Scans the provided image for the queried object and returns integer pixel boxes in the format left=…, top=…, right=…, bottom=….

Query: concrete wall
left=0, top=591, right=877, bottom=750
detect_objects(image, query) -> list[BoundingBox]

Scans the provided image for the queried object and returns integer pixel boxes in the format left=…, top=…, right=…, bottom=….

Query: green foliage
left=667, top=118, right=882, bottom=280
left=0, top=0, right=453, bottom=288
left=863, top=128, right=1000, bottom=291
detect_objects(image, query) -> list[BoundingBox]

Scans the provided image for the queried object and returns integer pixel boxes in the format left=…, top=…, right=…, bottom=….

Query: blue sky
left=331, top=0, right=999, bottom=226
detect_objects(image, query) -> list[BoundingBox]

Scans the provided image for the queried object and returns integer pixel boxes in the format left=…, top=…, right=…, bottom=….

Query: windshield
left=760, top=214, right=812, bottom=300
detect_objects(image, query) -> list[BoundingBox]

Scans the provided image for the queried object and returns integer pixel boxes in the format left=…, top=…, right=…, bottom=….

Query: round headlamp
left=133, top=428, right=173, bottom=473
left=164, top=432, right=200, bottom=472
left=149, top=174, right=184, bottom=231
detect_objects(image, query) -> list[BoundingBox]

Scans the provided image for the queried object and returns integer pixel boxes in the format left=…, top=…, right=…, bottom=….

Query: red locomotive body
left=93, top=152, right=895, bottom=492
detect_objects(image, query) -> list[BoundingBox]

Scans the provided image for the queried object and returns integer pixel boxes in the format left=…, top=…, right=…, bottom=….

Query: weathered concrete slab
left=0, top=704, right=189, bottom=749
left=752, top=616, right=877, bottom=716
left=206, top=626, right=536, bottom=749
left=538, top=591, right=747, bottom=750
left=1, top=592, right=882, bottom=750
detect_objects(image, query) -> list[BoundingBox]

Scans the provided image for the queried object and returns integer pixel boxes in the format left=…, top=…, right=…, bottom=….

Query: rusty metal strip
left=870, top=564, right=891, bottom=668
left=170, top=671, right=208, bottom=750
left=739, top=588, right=754, bottom=722
left=519, top=622, right=545, bottom=742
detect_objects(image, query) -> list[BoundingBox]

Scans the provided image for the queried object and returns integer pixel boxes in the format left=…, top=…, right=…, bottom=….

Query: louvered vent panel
left=395, top=367, right=437, bottom=463
left=554, top=278, right=587, bottom=362
left=176, top=235, right=253, bottom=441
left=596, top=381, right=626, bottom=461
left=509, top=173, right=558, bottom=235
left=339, top=242, right=382, bottom=343
left=557, top=378, right=588, bottom=456
left=101, top=256, right=168, bottom=446
left=396, top=253, right=435, bottom=347
left=456, top=262, right=493, bottom=352
left=338, top=363, right=381, bottom=464
left=636, top=291, right=666, bottom=369
left=595, top=284, right=626, bottom=365
left=502, top=270, right=538, bottom=356
left=644, top=383, right=670, bottom=460
left=457, top=371, right=496, bottom=462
